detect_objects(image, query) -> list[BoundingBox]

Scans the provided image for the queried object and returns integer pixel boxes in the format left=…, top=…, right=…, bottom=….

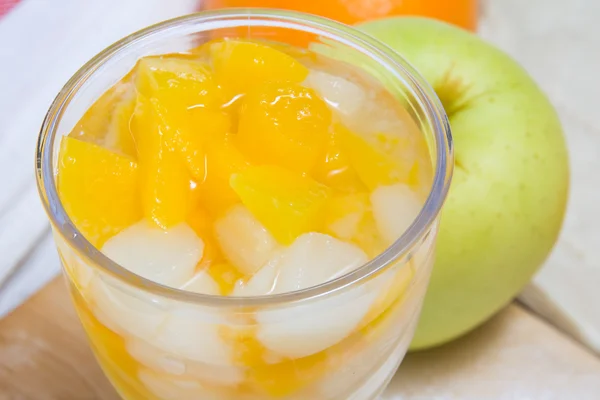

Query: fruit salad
left=54, top=38, right=435, bottom=399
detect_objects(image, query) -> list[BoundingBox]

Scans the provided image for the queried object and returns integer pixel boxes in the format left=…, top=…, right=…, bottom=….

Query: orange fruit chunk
left=247, top=351, right=328, bottom=397
left=312, top=128, right=366, bottom=193
left=352, top=212, right=387, bottom=259
left=137, top=58, right=232, bottom=180
left=57, top=136, right=140, bottom=247
left=230, top=165, right=332, bottom=244
left=69, top=74, right=134, bottom=145
left=237, top=82, right=331, bottom=173
left=196, top=135, right=251, bottom=217
left=336, top=124, right=408, bottom=190
left=323, top=193, right=370, bottom=239
left=155, top=105, right=232, bottom=181
left=187, top=203, right=222, bottom=265
left=244, top=329, right=363, bottom=397
left=131, top=95, right=192, bottom=229
left=323, top=193, right=386, bottom=258
left=135, top=56, right=224, bottom=110
left=104, top=90, right=137, bottom=158
left=210, top=39, right=309, bottom=98
left=176, top=108, right=231, bottom=181
left=71, top=290, right=155, bottom=399
left=207, top=262, right=245, bottom=295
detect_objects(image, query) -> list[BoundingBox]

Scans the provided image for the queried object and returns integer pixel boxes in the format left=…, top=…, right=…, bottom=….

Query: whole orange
left=202, top=0, right=478, bottom=31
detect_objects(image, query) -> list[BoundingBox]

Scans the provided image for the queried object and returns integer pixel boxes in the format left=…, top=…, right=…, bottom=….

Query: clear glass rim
left=35, top=8, right=453, bottom=307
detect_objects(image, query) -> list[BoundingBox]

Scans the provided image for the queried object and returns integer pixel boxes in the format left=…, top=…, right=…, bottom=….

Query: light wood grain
left=1, top=277, right=599, bottom=399
left=385, top=306, right=600, bottom=399
left=0, top=277, right=118, bottom=400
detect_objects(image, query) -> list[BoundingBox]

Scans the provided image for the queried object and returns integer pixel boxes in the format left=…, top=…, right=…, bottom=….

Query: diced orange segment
left=196, top=135, right=251, bottom=217
left=131, top=95, right=191, bottom=228
left=104, top=90, right=137, bottom=158
left=336, top=124, right=408, bottom=190
left=135, top=56, right=224, bottom=109
left=220, top=325, right=269, bottom=369
left=207, top=262, right=245, bottom=295
left=353, top=212, right=387, bottom=259
left=230, top=165, right=332, bottom=244
left=57, top=136, right=140, bottom=247
left=247, top=351, right=328, bottom=397
left=69, top=74, right=134, bottom=146
left=138, top=67, right=232, bottom=181
left=210, top=39, right=309, bottom=98
left=323, top=193, right=386, bottom=258
left=245, top=330, right=364, bottom=397
left=187, top=203, right=222, bottom=265
left=237, top=82, right=332, bottom=173
left=312, top=128, right=366, bottom=193
left=72, top=291, right=156, bottom=399
left=323, top=193, right=370, bottom=239
left=173, top=108, right=231, bottom=180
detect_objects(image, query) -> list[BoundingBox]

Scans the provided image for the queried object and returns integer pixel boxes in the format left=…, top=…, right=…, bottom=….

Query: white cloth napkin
left=0, top=0, right=198, bottom=317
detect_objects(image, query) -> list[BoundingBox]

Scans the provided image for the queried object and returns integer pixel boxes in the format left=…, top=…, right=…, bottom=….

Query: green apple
left=357, top=17, right=569, bottom=349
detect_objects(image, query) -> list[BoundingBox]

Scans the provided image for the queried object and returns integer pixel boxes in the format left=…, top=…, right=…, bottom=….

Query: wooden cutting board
left=1, top=277, right=599, bottom=399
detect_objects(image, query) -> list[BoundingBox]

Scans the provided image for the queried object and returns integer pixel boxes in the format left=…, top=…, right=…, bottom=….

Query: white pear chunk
left=267, top=233, right=367, bottom=294
left=305, top=69, right=409, bottom=136
left=73, top=255, right=95, bottom=290
left=214, top=205, right=279, bottom=275
left=127, top=339, right=187, bottom=376
left=90, top=221, right=203, bottom=340
left=54, top=233, right=95, bottom=290
left=149, top=305, right=233, bottom=366
left=257, top=288, right=376, bottom=359
left=127, top=338, right=245, bottom=386
left=181, top=270, right=220, bottom=295
left=89, top=274, right=167, bottom=341
left=184, top=360, right=246, bottom=387
left=304, top=70, right=366, bottom=116
left=236, top=233, right=375, bottom=359
left=231, top=253, right=282, bottom=297
left=102, top=220, right=203, bottom=288
left=370, top=184, right=422, bottom=245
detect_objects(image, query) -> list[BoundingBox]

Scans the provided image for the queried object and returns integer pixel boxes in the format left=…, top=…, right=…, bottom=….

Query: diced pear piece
left=370, top=184, right=422, bottom=245
left=304, top=69, right=366, bottom=117
left=89, top=274, right=167, bottom=341
left=235, top=233, right=375, bottom=359
left=101, top=220, right=202, bottom=288
left=181, top=270, right=221, bottom=295
left=127, top=339, right=245, bottom=386
left=149, top=305, right=234, bottom=366
left=214, top=205, right=279, bottom=275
